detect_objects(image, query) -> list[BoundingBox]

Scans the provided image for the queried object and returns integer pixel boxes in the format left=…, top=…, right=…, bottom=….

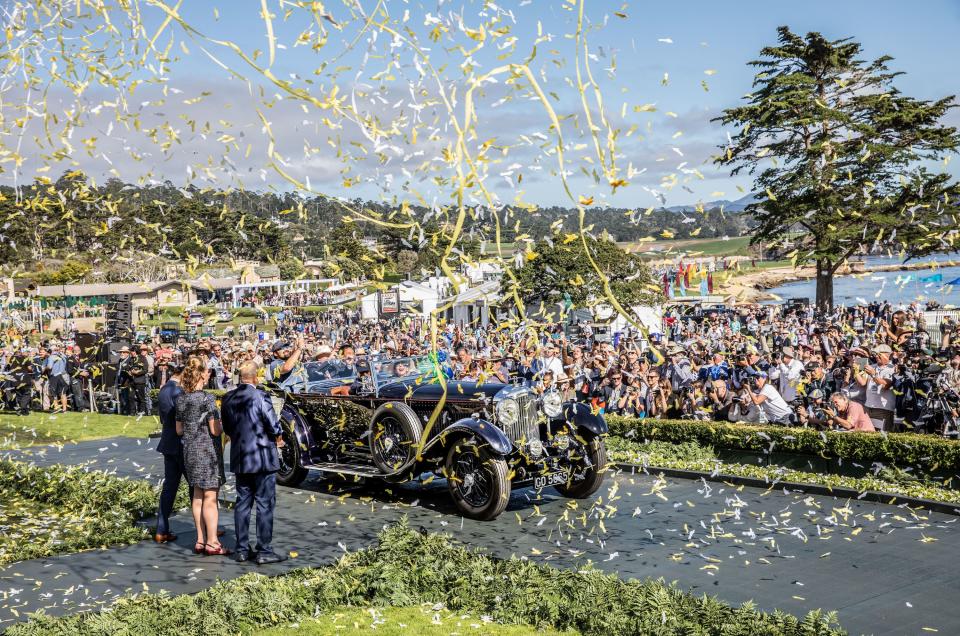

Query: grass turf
left=0, top=411, right=158, bottom=447
left=260, top=605, right=572, bottom=635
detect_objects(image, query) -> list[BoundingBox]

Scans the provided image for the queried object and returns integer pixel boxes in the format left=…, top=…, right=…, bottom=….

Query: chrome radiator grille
left=503, top=394, right=540, bottom=445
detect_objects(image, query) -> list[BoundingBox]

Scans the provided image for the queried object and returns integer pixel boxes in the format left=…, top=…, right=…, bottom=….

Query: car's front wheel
left=276, top=412, right=308, bottom=487
left=554, top=433, right=608, bottom=499
left=444, top=437, right=510, bottom=521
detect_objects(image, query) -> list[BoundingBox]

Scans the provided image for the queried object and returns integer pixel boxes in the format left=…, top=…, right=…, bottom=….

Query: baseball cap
left=271, top=340, right=291, bottom=353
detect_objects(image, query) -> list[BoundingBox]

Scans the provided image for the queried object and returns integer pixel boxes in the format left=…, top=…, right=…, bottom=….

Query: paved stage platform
left=3, top=438, right=958, bottom=635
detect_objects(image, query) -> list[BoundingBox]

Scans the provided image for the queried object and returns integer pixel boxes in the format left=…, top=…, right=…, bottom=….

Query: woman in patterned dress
left=176, top=356, right=230, bottom=556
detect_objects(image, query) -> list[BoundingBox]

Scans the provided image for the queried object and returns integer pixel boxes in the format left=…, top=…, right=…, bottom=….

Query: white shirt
left=759, top=383, right=793, bottom=422
left=777, top=358, right=805, bottom=402
left=535, top=354, right=566, bottom=380
left=864, top=363, right=895, bottom=411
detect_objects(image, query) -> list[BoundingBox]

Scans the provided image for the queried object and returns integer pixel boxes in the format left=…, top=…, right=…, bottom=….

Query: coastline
left=717, top=259, right=959, bottom=303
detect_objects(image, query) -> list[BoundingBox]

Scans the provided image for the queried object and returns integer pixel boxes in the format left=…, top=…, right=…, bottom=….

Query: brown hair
left=180, top=355, right=208, bottom=393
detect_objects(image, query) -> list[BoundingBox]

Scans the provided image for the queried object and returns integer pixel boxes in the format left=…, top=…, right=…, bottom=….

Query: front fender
left=435, top=417, right=512, bottom=456
left=280, top=403, right=315, bottom=455
left=561, top=402, right=608, bottom=436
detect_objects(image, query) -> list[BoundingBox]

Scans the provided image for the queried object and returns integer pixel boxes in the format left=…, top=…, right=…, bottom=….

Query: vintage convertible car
left=269, top=356, right=609, bottom=520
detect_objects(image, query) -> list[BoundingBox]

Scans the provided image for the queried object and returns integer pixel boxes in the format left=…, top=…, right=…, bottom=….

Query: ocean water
left=766, top=253, right=960, bottom=307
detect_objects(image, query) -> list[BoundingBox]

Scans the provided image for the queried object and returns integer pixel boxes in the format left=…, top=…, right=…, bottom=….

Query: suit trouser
left=234, top=472, right=277, bottom=555
left=14, top=387, right=31, bottom=414
left=156, top=452, right=184, bottom=536
left=130, top=384, right=147, bottom=414
left=119, top=387, right=130, bottom=414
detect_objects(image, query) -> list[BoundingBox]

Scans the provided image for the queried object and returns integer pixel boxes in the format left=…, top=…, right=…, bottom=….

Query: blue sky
left=5, top=0, right=959, bottom=210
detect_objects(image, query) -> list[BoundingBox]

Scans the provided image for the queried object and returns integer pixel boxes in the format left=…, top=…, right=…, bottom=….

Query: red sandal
left=204, top=543, right=233, bottom=556
left=193, top=542, right=206, bottom=554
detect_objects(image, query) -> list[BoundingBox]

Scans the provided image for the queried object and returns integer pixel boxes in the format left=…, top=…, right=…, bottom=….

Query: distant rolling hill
left=666, top=192, right=759, bottom=213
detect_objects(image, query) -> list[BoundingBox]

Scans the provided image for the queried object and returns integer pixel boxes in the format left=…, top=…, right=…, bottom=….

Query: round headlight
left=528, top=439, right=544, bottom=458
left=498, top=398, right=519, bottom=427
left=542, top=391, right=563, bottom=418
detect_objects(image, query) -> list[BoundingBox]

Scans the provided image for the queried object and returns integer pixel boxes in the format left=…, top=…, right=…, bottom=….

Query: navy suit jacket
left=221, top=383, right=282, bottom=475
left=156, top=378, right=184, bottom=456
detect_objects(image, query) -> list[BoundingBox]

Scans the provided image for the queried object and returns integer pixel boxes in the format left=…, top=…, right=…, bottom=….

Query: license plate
left=534, top=472, right=566, bottom=489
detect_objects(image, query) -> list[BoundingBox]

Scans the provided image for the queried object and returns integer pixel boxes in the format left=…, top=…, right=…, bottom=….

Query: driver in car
left=349, top=360, right=373, bottom=395
left=393, top=360, right=410, bottom=377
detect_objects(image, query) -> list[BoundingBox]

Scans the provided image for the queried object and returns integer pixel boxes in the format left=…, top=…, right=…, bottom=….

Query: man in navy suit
left=154, top=362, right=184, bottom=543
left=221, top=361, right=287, bottom=564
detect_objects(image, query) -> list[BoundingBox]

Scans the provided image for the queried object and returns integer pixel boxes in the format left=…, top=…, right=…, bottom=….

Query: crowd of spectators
left=235, top=290, right=333, bottom=307
left=1, top=301, right=959, bottom=435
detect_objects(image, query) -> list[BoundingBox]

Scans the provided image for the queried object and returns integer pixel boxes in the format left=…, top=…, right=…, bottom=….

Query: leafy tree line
left=0, top=171, right=750, bottom=288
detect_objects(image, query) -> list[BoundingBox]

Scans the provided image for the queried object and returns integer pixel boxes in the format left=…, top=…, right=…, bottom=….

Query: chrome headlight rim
left=542, top=391, right=563, bottom=419
left=497, top=397, right=520, bottom=428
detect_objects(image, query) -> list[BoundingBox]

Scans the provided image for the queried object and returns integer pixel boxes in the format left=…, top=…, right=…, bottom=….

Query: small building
left=360, top=280, right=442, bottom=321
left=462, top=262, right=503, bottom=285
left=238, top=263, right=282, bottom=285
left=441, top=280, right=501, bottom=327
left=34, top=277, right=238, bottom=309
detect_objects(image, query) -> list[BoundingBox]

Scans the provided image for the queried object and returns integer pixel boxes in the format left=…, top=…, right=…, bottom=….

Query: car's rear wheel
left=276, top=411, right=308, bottom=487
left=554, top=433, right=608, bottom=499
left=444, top=437, right=510, bottom=521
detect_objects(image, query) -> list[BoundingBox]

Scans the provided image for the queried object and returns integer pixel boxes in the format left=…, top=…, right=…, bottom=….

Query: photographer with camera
left=678, top=380, right=709, bottom=420
left=795, top=388, right=831, bottom=428
left=940, top=317, right=956, bottom=352
left=731, top=371, right=794, bottom=425
left=880, top=310, right=914, bottom=348
left=774, top=346, right=805, bottom=402
left=938, top=353, right=960, bottom=393
left=854, top=343, right=897, bottom=432
left=704, top=378, right=735, bottom=421
left=821, top=393, right=876, bottom=432
left=801, top=361, right=833, bottom=401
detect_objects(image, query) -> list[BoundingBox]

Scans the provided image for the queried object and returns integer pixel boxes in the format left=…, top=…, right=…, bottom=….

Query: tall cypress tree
left=716, top=27, right=960, bottom=311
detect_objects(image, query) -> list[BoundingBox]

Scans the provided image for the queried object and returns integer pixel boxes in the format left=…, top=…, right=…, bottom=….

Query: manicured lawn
left=0, top=411, right=158, bottom=447
left=261, top=606, right=573, bottom=636
left=631, top=235, right=756, bottom=257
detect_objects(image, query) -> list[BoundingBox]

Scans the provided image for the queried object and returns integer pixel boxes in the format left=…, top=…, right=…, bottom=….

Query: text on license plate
left=534, top=472, right=566, bottom=489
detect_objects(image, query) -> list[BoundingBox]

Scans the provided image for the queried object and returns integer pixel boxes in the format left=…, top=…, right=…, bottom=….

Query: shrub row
left=140, top=390, right=960, bottom=483
left=9, top=520, right=843, bottom=636
left=607, top=437, right=960, bottom=505
left=606, top=416, right=960, bottom=479
left=0, top=459, right=188, bottom=564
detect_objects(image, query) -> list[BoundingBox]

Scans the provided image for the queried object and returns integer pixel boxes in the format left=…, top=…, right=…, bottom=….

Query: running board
left=303, top=461, right=383, bottom=478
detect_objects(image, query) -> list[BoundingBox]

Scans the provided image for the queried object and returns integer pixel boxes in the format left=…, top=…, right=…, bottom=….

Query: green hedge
left=0, top=460, right=188, bottom=564
left=607, top=437, right=960, bottom=505
left=9, top=521, right=843, bottom=636
left=606, top=417, right=960, bottom=480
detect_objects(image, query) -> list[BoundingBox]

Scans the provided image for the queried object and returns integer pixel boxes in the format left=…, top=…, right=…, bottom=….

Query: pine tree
left=716, top=26, right=960, bottom=311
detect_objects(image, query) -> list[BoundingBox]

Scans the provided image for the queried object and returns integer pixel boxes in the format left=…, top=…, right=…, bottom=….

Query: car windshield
left=305, top=359, right=357, bottom=382
left=372, top=356, right=434, bottom=387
